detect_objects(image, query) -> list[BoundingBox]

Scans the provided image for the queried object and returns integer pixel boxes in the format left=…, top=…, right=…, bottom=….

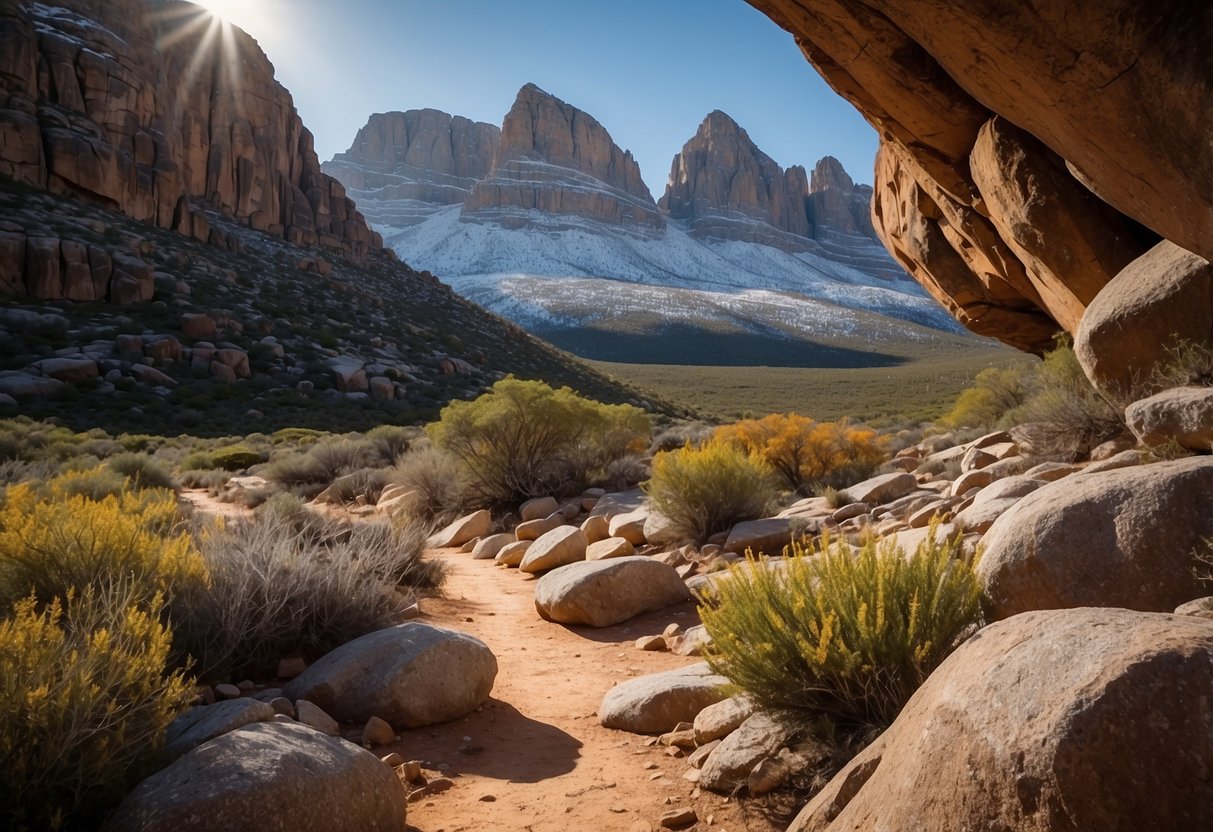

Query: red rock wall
left=0, top=0, right=380, bottom=300
left=747, top=0, right=1183, bottom=353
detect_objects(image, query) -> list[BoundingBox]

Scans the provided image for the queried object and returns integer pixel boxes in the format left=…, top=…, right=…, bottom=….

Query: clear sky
left=195, top=0, right=879, bottom=194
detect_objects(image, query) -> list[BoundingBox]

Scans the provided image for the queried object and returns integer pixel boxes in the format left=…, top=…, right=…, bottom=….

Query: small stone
left=479, top=794, right=497, bottom=803
left=214, top=683, right=241, bottom=700
left=269, top=697, right=295, bottom=718
left=236, top=680, right=256, bottom=693
left=636, top=635, right=668, bottom=652
left=402, top=760, right=423, bottom=782
left=381, top=752, right=404, bottom=767
left=660, top=808, right=698, bottom=828
left=276, top=657, right=307, bottom=679
left=295, top=700, right=339, bottom=736
left=662, top=623, right=683, bottom=638
left=682, top=768, right=702, bottom=783
left=687, top=740, right=721, bottom=769
left=362, top=715, right=396, bottom=747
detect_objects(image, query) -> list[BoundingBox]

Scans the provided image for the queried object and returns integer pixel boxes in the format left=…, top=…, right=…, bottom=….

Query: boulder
left=104, top=722, right=407, bottom=832
left=599, top=662, right=730, bottom=734
left=324, top=357, right=369, bottom=393
left=788, top=608, right=1213, bottom=832
left=519, top=526, right=587, bottom=574
left=1125, top=386, right=1213, bottom=451
left=693, top=696, right=755, bottom=745
left=585, top=536, right=636, bottom=560
left=608, top=509, right=649, bottom=546
left=426, top=510, right=492, bottom=549
left=580, top=514, right=611, bottom=544
left=643, top=510, right=682, bottom=546
left=368, top=377, right=394, bottom=401
left=844, top=473, right=918, bottom=506
left=978, top=456, right=1213, bottom=619
left=588, top=488, right=646, bottom=518
left=0, top=372, right=65, bottom=398
left=515, top=513, right=564, bottom=541
left=494, top=540, right=532, bottom=567
left=30, top=356, right=98, bottom=382
left=164, top=698, right=275, bottom=759
left=723, top=518, right=795, bottom=556
left=295, top=700, right=339, bottom=736
left=520, top=496, right=559, bottom=522
left=700, top=711, right=799, bottom=794
left=1075, top=240, right=1213, bottom=400
left=534, top=557, right=692, bottom=627
left=283, top=623, right=497, bottom=728
left=471, top=532, right=514, bottom=561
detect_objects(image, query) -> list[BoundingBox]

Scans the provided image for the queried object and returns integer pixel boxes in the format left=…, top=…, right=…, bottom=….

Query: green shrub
left=108, top=452, right=177, bottom=491
left=48, top=466, right=129, bottom=501
left=645, top=442, right=778, bottom=544
left=178, top=450, right=217, bottom=472
left=941, top=365, right=1030, bottom=429
left=0, top=584, right=192, bottom=831
left=323, top=467, right=390, bottom=505
left=209, top=444, right=264, bottom=471
left=1007, top=341, right=1125, bottom=460
left=391, top=447, right=470, bottom=528
left=817, top=485, right=851, bottom=510
left=262, top=451, right=330, bottom=492
left=174, top=516, right=442, bottom=679
left=365, top=424, right=416, bottom=465
left=307, top=438, right=375, bottom=480
left=428, top=378, right=650, bottom=505
left=0, top=482, right=205, bottom=608
left=700, top=526, right=982, bottom=729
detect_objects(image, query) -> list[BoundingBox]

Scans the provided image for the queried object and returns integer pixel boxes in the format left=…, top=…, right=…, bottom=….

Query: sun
left=190, top=0, right=245, bottom=24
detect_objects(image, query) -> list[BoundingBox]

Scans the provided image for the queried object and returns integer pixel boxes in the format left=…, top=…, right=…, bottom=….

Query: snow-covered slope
left=381, top=205, right=962, bottom=335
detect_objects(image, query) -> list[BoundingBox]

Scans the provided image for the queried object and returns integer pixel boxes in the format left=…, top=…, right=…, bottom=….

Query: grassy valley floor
left=590, top=343, right=1027, bottom=426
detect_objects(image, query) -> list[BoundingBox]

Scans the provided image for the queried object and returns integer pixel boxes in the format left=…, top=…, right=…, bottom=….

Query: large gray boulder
left=700, top=712, right=799, bottom=794
left=105, top=722, right=407, bottom=832
left=789, top=608, right=1213, bottom=832
left=426, top=509, right=492, bottom=549
left=284, top=623, right=496, bottom=728
left=1125, top=386, right=1213, bottom=451
left=978, top=456, right=1213, bottom=619
left=845, top=472, right=918, bottom=506
left=534, top=557, right=692, bottom=627
left=1075, top=240, right=1213, bottom=401
left=599, top=663, right=729, bottom=734
left=164, top=698, right=274, bottom=759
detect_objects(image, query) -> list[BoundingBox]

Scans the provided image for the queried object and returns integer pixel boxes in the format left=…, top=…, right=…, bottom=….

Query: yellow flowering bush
left=0, top=481, right=205, bottom=607
left=699, top=523, right=982, bottom=729
left=0, top=585, right=192, bottom=831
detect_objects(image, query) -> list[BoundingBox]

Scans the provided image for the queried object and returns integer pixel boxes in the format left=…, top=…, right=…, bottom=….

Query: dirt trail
left=395, top=548, right=785, bottom=832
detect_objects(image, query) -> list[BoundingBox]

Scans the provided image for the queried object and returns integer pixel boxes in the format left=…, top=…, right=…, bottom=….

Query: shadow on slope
left=537, top=322, right=908, bottom=368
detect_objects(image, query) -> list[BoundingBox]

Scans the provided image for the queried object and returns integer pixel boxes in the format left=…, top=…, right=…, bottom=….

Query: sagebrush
left=700, top=525, right=982, bottom=729
left=0, top=584, right=192, bottom=832
left=645, top=441, right=777, bottom=544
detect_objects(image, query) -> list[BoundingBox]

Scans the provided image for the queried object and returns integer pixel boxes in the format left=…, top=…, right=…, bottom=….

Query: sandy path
left=179, top=488, right=253, bottom=519
left=394, top=548, right=784, bottom=832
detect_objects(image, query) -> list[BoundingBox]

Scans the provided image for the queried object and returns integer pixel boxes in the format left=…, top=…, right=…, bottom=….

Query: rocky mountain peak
left=811, top=156, right=856, bottom=193
left=0, top=0, right=379, bottom=300
left=323, top=109, right=499, bottom=230
left=462, top=84, right=663, bottom=233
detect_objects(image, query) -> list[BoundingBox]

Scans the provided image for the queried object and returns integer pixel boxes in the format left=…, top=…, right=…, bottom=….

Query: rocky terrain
left=324, top=86, right=966, bottom=361
left=0, top=1, right=666, bottom=432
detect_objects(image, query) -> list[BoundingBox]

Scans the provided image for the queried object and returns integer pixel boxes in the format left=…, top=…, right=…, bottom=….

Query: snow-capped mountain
left=323, top=85, right=972, bottom=363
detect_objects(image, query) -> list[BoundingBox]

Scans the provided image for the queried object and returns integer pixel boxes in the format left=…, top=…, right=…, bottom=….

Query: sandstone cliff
left=0, top=0, right=379, bottom=301
left=747, top=0, right=1180, bottom=352
left=462, top=84, right=664, bottom=234
left=660, top=110, right=810, bottom=250
left=323, top=109, right=500, bottom=228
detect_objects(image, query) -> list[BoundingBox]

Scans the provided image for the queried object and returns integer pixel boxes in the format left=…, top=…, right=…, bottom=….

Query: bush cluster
left=700, top=525, right=982, bottom=730
left=645, top=441, right=778, bottom=544
left=713, top=413, right=886, bottom=494
left=428, top=378, right=650, bottom=505
left=174, top=515, right=441, bottom=679
left=0, top=585, right=192, bottom=831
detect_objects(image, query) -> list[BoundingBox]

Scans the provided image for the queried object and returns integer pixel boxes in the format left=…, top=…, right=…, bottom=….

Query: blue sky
left=206, top=0, right=879, bottom=194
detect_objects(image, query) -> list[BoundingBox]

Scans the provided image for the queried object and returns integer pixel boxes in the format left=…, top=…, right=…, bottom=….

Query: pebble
left=660, top=808, right=698, bottom=829
left=214, top=683, right=240, bottom=700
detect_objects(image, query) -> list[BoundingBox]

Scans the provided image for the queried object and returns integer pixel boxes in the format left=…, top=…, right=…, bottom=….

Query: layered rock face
left=661, top=110, right=809, bottom=249
left=322, top=110, right=500, bottom=229
left=462, top=84, right=664, bottom=234
left=659, top=113, right=903, bottom=281
left=0, top=0, right=379, bottom=301
left=746, top=0, right=1191, bottom=353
